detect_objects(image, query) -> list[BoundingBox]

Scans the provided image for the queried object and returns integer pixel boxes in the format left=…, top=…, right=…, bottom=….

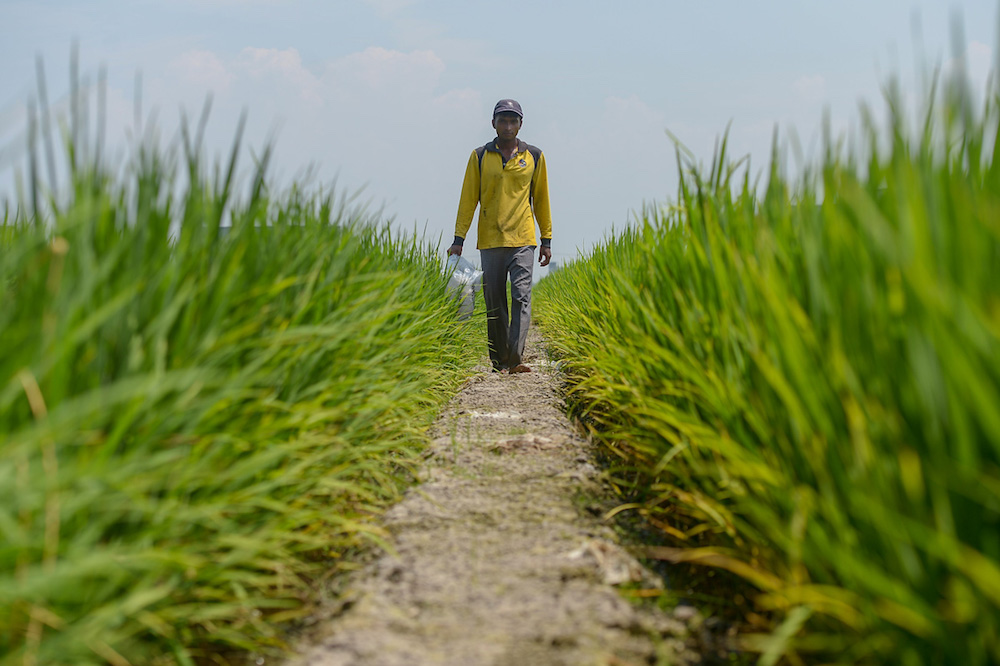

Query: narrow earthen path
left=286, top=331, right=702, bottom=666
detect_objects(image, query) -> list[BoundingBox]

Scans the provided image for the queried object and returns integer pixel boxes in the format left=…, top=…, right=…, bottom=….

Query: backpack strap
left=475, top=144, right=488, bottom=172
left=526, top=144, right=541, bottom=168
left=525, top=144, right=542, bottom=204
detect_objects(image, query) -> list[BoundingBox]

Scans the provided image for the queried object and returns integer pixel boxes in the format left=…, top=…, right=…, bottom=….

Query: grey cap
left=493, top=99, right=523, bottom=118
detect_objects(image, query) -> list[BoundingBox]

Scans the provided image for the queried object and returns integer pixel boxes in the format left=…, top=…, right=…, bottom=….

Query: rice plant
left=0, top=89, right=481, bottom=663
left=536, top=80, right=1000, bottom=664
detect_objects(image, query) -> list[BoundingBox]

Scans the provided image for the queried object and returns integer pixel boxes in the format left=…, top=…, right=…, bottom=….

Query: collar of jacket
left=485, top=139, right=527, bottom=154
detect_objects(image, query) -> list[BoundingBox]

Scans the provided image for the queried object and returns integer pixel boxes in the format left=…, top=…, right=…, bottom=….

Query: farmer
left=447, top=98, right=552, bottom=373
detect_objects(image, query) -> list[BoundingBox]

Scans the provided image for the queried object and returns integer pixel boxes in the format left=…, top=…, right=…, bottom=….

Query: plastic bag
left=445, top=254, right=483, bottom=320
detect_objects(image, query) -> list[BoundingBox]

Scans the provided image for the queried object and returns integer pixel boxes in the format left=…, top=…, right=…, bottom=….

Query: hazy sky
left=2, top=0, right=997, bottom=272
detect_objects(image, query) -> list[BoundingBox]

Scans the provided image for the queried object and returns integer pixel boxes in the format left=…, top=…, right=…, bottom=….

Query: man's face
left=492, top=112, right=522, bottom=141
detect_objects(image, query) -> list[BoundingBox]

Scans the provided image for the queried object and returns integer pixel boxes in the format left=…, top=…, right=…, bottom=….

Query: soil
left=283, top=330, right=727, bottom=666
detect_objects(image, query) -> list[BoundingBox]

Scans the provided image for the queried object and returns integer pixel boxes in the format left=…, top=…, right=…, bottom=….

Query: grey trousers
left=480, top=246, right=534, bottom=370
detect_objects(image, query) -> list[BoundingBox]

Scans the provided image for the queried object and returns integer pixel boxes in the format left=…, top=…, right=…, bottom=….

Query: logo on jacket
left=519, top=158, right=527, bottom=167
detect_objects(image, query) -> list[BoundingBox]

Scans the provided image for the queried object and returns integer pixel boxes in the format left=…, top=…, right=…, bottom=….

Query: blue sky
left=2, top=0, right=997, bottom=271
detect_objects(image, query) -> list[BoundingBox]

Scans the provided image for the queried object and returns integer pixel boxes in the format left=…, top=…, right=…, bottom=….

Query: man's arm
left=532, top=152, right=552, bottom=266
left=449, top=151, right=481, bottom=256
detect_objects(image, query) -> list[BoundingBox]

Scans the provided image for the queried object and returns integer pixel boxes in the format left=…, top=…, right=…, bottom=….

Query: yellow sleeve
left=531, top=151, right=552, bottom=240
left=455, top=150, right=480, bottom=240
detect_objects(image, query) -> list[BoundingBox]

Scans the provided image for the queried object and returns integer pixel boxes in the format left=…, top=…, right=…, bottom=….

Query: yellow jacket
left=454, top=139, right=552, bottom=249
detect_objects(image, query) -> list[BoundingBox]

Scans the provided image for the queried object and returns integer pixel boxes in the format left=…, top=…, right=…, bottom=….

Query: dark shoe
left=510, top=364, right=531, bottom=373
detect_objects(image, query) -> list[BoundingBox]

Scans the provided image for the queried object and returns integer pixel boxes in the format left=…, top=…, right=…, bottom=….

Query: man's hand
left=447, top=244, right=463, bottom=257
left=539, top=246, right=552, bottom=266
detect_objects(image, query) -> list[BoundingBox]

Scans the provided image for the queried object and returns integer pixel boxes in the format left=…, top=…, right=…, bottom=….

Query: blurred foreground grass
left=536, top=83, right=1000, bottom=664
left=1, top=105, right=480, bottom=663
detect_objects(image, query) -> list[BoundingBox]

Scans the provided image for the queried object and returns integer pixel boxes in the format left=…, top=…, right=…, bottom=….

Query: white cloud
left=152, top=44, right=464, bottom=136
left=238, top=47, right=323, bottom=106
left=144, top=43, right=484, bottom=240
left=167, top=49, right=234, bottom=93
left=164, top=45, right=451, bottom=121
left=430, top=87, right=482, bottom=115
left=240, top=47, right=303, bottom=74
left=325, top=47, right=445, bottom=95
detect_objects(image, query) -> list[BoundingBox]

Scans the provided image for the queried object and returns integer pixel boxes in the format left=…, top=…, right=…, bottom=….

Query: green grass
left=0, top=108, right=481, bottom=663
left=535, top=82, right=1000, bottom=664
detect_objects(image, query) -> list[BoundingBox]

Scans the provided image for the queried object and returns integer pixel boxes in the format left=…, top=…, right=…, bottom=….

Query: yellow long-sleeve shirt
left=454, top=139, right=552, bottom=249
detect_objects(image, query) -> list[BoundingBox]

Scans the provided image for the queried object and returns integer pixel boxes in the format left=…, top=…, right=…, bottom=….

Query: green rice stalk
left=0, top=80, right=482, bottom=663
left=536, top=79, right=1000, bottom=664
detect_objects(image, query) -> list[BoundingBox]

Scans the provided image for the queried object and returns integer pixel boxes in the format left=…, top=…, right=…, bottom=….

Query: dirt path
left=285, top=330, right=706, bottom=666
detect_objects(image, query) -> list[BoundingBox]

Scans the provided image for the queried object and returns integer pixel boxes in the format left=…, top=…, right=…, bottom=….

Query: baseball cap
left=493, top=99, right=523, bottom=118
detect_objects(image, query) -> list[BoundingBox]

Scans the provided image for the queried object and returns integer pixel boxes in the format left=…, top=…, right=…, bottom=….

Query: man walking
left=447, top=99, right=552, bottom=373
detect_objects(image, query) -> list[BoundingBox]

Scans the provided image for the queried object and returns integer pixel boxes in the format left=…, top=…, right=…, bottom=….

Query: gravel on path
left=284, top=330, right=707, bottom=666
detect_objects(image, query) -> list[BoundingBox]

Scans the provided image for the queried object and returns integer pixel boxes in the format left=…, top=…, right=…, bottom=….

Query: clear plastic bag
left=445, top=254, right=483, bottom=320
